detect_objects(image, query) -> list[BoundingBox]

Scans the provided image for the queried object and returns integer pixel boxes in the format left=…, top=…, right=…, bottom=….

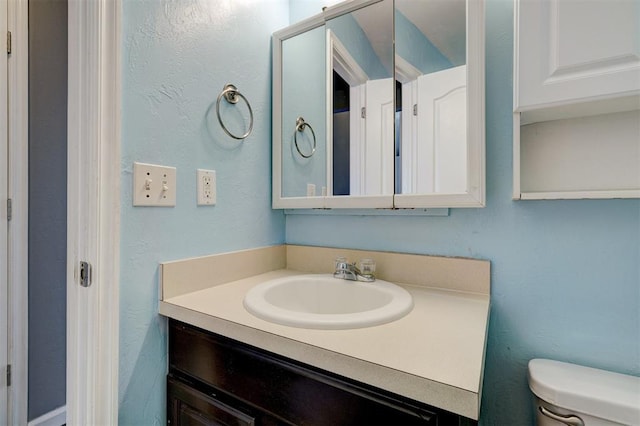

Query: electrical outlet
left=197, top=169, right=216, bottom=205
left=306, top=183, right=316, bottom=197
left=133, top=162, right=176, bottom=206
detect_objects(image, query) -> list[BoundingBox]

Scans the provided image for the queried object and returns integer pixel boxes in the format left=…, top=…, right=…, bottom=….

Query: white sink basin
left=243, top=274, right=413, bottom=329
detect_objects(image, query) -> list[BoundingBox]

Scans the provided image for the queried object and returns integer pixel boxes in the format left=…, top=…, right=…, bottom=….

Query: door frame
left=6, top=0, right=29, bottom=423
left=4, top=1, right=121, bottom=423
left=67, top=0, right=121, bottom=424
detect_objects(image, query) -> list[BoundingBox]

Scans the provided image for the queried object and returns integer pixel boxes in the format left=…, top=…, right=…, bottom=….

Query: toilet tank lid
left=528, top=359, right=640, bottom=425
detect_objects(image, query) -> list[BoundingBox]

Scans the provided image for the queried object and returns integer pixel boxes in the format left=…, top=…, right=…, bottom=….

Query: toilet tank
left=528, top=359, right=640, bottom=425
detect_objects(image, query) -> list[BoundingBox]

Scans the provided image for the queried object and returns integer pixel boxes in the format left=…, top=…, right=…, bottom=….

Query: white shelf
left=519, top=190, right=640, bottom=201
left=513, top=110, right=640, bottom=201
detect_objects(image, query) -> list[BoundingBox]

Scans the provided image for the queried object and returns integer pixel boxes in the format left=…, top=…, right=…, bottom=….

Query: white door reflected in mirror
left=400, top=65, right=467, bottom=194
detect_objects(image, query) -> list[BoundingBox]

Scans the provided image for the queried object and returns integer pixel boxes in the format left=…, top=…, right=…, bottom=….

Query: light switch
left=133, top=162, right=176, bottom=206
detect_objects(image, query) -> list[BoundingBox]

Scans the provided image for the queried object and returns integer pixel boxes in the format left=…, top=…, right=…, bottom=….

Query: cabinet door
left=168, top=377, right=256, bottom=426
left=515, top=0, right=640, bottom=111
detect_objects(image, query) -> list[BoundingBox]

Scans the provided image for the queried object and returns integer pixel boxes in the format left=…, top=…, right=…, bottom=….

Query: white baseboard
left=27, top=405, right=66, bottom=426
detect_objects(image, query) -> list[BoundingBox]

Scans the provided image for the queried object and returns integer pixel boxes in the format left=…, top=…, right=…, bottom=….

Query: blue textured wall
left=119, top=0, right=640, bottom=424
left=286, top=0, right=640, bottom=424
left=119, top=0, right=287, bottom=424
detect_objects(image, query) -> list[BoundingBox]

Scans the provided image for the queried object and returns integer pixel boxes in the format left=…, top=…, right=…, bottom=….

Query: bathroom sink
left=243, top=274, right=413, bottom=329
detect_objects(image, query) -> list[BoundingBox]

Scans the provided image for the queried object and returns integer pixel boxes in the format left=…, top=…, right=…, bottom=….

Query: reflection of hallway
left=28, top=0, right=68, bottom=422
left=332, top=110, right=350, bottom=196
left=332, top=71, right=350, bottom=196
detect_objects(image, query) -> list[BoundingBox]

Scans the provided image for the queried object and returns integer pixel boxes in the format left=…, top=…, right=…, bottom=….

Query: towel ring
left=294, top=117, right=316, bottom=158
left=216, top=83, right=254, bottom=140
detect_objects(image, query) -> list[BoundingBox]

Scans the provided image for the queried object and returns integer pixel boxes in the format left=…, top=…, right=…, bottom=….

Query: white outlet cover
left=306, top=183, right=316, bottom=197
left=197, top=169, right=216, bottom=206
left=133, top=162, right=177, bottom=206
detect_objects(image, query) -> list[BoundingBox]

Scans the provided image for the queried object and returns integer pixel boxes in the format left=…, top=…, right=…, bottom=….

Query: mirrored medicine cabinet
left=272, top=0, right=485, bottom=209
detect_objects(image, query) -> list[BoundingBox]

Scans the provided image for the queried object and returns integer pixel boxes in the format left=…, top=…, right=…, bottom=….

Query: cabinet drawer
left=168, top=376, right=256, bottom=426
left=168, top=320, right=459, bottom=425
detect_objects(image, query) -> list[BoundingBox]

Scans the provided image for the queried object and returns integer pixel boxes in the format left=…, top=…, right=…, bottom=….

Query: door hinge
left=79, top=261, right=92, bottom=287
left=7, top=31, right=11, bottom=55
left=6, top=365, right=11, bottom=387
left=7, top=198, right=12, bottom=221
left=413, top=104, right=418, bottom=116
left=361, top=107, right=366, bottom=119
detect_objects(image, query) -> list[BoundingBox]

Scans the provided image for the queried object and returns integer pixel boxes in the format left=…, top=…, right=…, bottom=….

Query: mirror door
left=326, top=0, right=394, bottom=202
left=394, top=0, right=485, bottom=207
left=280, top=24, right=328, bottom=203
left=273, top=0, right=485, bottom=209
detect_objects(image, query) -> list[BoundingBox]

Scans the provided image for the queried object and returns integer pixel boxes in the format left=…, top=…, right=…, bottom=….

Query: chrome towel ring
left=294, top=117, right=316, bottom=158
left=216, top=83, right=254, bottom=140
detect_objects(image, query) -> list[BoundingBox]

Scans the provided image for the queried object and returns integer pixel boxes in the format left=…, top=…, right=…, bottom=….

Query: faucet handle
left=334, top=256, right=347, bottom=269
left=334, top=256, right=354, bottom=280
left=358, top=258, right=376, bottom=279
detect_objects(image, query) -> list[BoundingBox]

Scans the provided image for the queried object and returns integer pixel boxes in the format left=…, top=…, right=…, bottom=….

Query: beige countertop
left=159, top=245, right=490, bottom=420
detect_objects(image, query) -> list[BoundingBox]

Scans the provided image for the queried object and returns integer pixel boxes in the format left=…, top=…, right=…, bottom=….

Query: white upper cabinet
left=514, top=0, right=640, bottom=120
left=513, top=0, right=640, bottom=200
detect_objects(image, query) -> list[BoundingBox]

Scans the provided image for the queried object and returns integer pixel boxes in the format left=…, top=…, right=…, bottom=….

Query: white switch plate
left=133, top=162, right=176, bottom=206
left=197, top=169, right=216, bottom=205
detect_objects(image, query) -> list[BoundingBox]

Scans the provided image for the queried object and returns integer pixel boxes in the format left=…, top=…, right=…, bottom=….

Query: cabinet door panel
left=168, top=377, right=256, bottom=426
left=516, top=0, right=640, bottom=110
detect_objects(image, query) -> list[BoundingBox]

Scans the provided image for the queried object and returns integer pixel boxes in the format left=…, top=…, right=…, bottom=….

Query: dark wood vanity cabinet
left=167, top=319, right=475, bottom=426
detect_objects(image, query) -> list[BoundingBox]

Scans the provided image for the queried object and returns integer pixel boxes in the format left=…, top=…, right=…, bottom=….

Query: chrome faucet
left=333, top=257, right=376, bottom=282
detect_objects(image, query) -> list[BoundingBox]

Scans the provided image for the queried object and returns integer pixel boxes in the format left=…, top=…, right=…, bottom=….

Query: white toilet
left=528, top=359, right=640, bottom=425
